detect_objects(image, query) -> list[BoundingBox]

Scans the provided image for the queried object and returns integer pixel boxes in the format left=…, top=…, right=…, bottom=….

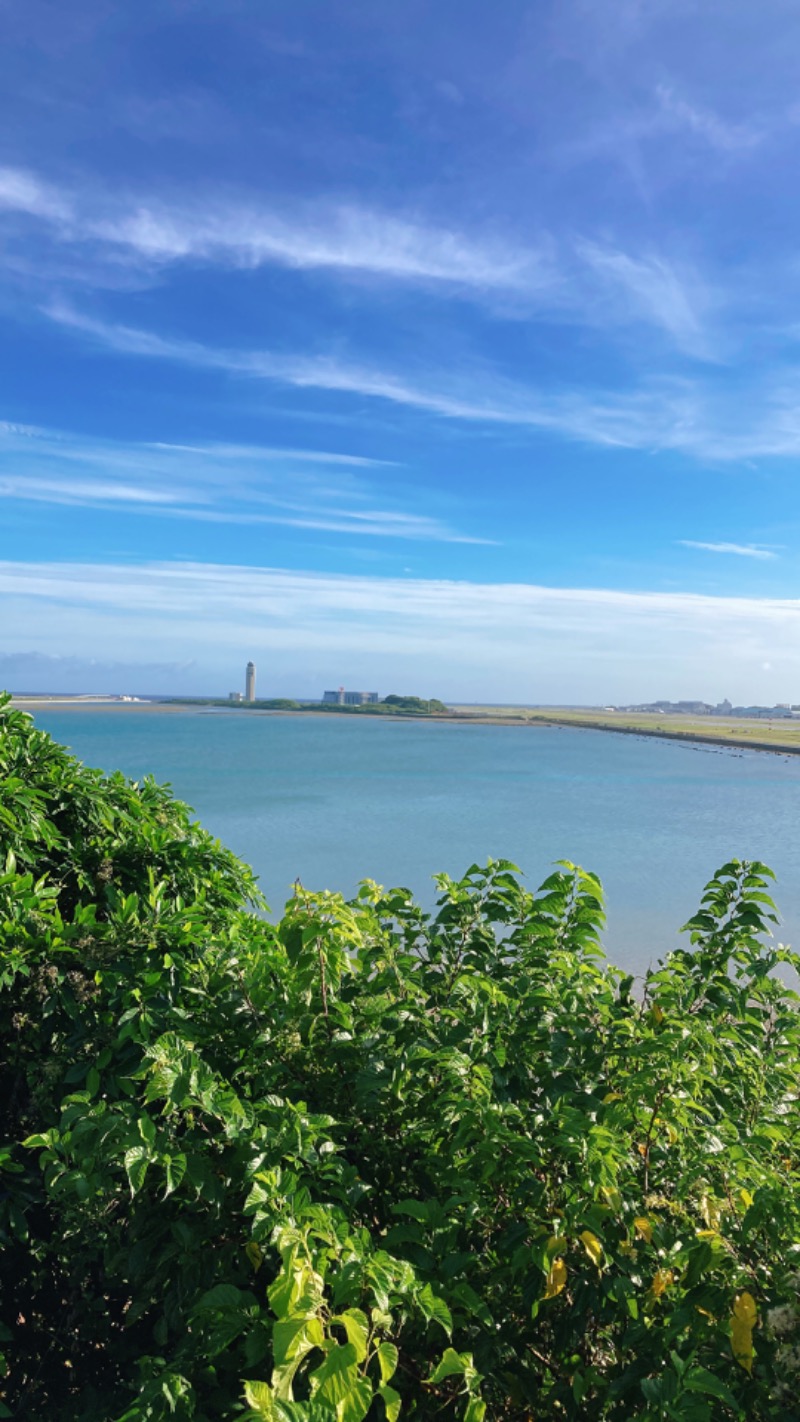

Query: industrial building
left=245, top=662, right=256, bottom=702
left=322, top=689, right=379, bottom=706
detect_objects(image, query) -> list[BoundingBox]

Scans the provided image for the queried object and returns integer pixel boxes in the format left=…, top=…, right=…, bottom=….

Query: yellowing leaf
left=700, top=1193, right=722, bottom=1230
left=649, top=1268, right=674, bottom=1299
left=731, top=1292, right=757, bottom=1374
left=580, top=1230, right=603, bottom=1267
left=544, top=1259, right=567, bottom=1299
left=545, top=1234, right=567, bottom=1258
left=602, top=1186, right=622, bottom=1212
left=651, top=1003, right=664, bottom=1024
left=603, top=1091, right=623, bottom=1103
left=733, top=1292, right=757, bottom=1326
left=245, top=1241, right=263, bottom=1273
left=633, top=1217, right=653, bottom=1244
left=739, top=1188, right=754, bottom=1209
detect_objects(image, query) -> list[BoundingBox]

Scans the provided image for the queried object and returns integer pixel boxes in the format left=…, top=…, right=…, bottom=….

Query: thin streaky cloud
left=150, top=505, right=493, bottom=542
left=0, top=165, right=553, bottom=295
left=3, top=558, right=800, bottom=634
left=43, top=300, right=696, bottom=444
left=0, top=418, right=50, bottom=438
left=2, top=168, right=732, bottom=357
left=0, top=417, right=483, bottom=543
left=0, top=166, right=72, bottom=221
left=0, top=418, right=393, bottom=472
left=42, top=299, right=800, bottom=463
left=93, top=204, right=548, bottom=291
left=0, top=476, right=183, bottom=506
left=575, top=240, right=713, bottom=358
left=146, top=441, right=393, bottom=467
left=655, top=85, right=766, bottom=155
left=678, top=540, right=778, bottom=560
left=0, top=477, right=486, bottom=541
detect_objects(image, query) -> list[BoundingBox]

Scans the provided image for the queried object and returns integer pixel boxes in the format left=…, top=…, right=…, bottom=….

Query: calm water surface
left=32, top=709, right=800, bottom=975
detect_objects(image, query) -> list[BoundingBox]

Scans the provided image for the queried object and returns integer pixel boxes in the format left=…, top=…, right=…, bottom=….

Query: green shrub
left=2, top=692, right=800, bottom=1420
left=381, top=697, right=448, bottom=714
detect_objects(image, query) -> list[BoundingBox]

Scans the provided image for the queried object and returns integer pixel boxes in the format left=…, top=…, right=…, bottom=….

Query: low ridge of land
left=452, top=704, right=800, bottom=753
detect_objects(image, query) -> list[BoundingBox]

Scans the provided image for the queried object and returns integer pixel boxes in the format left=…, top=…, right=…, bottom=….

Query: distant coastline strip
left=11, top=696, right=800, bottom=757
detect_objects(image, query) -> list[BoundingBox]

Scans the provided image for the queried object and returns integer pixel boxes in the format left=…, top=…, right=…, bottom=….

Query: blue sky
left=2, top=0, right=800, bottom=701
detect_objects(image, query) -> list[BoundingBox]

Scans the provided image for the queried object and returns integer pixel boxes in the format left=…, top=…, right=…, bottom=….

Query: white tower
left=245, top=661, right=256, bottom=702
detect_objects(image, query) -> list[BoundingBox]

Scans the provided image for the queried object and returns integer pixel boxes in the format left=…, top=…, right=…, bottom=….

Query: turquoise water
left=31, top=709, right=800, bottom=975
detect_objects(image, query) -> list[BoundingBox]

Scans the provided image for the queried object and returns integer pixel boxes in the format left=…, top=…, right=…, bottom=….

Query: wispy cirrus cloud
left=655, top=84, right=766, bottom=155
left=40, top=299, right=800, bottom=462
left=0, top=475, right=181, bottom=506
left=678, top=540, right=778, bottom=560
left=0, top=166, right=72, bottom=221
left=0, top=419, right=486, bottom=543
left=575, top=241, right=713, bottom=358
left=0, top=165, right=727, bottom=357
left=0, top=164, right=554, bottom=296
left=147, top=441, right=393, bottom=468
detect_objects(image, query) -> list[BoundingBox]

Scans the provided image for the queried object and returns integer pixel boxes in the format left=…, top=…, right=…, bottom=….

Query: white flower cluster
left=767, top=1285, right=800, bottom=1401
left=767, top=1304, right=797, bottom=1337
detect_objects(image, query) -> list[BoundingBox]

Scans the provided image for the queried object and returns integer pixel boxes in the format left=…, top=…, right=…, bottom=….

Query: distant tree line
left=382, top=695, right=449, bottom=713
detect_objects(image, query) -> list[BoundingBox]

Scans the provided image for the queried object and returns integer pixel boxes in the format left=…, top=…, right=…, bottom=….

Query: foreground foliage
left=2, top=695, right=800, bottom=1421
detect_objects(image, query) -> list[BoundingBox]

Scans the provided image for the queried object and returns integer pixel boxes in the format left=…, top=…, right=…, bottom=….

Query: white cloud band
left=2, top=560, right=798, bottom=702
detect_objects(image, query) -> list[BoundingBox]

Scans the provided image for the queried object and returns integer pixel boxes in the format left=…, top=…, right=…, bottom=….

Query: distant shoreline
left=12, top=695, right=800, bottom=758
left=10, top=697, right=530, bottom=729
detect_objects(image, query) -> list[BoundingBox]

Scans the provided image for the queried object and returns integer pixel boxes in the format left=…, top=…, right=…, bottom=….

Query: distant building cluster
left=229, top=666, right=382, bottom=708
left=323, top=688, right=380, bottom=706
left=619, top=698, right=800, bottom=719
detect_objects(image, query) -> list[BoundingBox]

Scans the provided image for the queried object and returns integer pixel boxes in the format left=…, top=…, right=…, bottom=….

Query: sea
left=30, top=707, right=800, bottom=977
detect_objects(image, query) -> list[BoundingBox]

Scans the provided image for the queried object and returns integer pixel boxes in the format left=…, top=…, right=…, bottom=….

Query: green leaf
left=244, top=1380, right=276, bottom=1418
left=376, top=1341, right=398, bottom=1383
left=164, top=1152, right=187, bottom=1196
left=22, top=1133, right=53, bottom=1150
left=338, top=1376, right=373, bottom=1422
left=392, top=1199, right=430, bottom=1222
left=273, top=1316, right=325, bottom=1371
left=417, top=1284, right=452, bottom=1336
left=428, top=1348, right=473, bottom=1385
left=378, top=1383, right=401, bottom=1422
left=332, top=1309, right=369, bottom=1363
left=310, top=1342, right=359, bottom=1406
left=196, top=1283, right=244, bottom=1311
left=464, top=1401, right=486, bottom=1422
left=124, top=1145, right=150, bottom=1196
left=138, top=1113, right=156, bottom=1145
left=684, top=1365, right=739, bottom=1408
left=160, top=1372, right=192, bottom=1411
